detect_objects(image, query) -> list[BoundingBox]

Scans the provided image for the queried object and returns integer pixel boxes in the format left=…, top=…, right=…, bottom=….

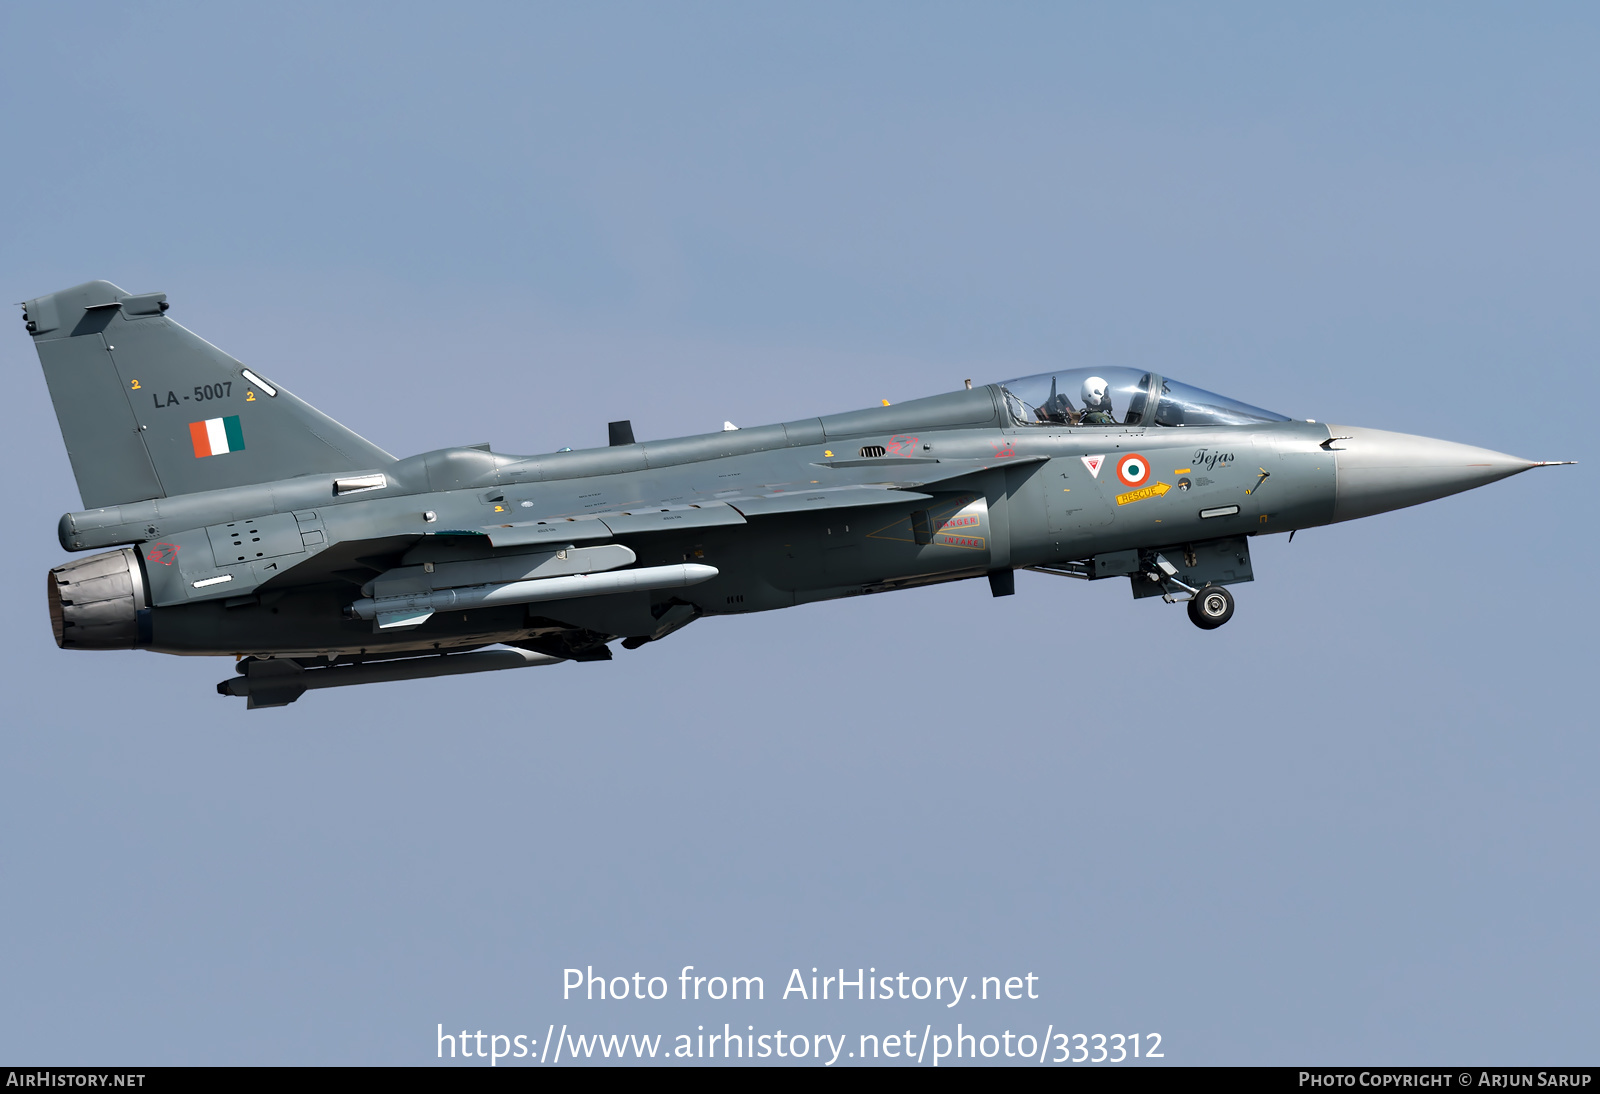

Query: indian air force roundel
left=1116, top=452, right=1151, bottom=487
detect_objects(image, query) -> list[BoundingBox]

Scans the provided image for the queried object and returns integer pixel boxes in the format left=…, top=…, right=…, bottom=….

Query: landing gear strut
left=1186, top=584, right=1234, bottom=630
left=1025, top=553, right=1240, bottom=630
left=1145, top=553, right=1236, bottom=630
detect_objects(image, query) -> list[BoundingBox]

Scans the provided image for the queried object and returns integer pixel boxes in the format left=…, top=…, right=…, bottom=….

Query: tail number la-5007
left=146, top=381, right=233, bottom=409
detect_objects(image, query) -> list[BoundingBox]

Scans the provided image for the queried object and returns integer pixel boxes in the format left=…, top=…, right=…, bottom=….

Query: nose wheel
left=1187, top=584, right=1234, bottom=629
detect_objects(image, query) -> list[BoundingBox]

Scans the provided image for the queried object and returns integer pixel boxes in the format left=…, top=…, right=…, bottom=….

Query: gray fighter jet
left=25, top=280, right=1572, bottom=707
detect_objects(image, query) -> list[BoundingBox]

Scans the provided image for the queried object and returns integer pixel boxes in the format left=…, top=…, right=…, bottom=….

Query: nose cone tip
left=1327, top=424, right=1543, bottom=523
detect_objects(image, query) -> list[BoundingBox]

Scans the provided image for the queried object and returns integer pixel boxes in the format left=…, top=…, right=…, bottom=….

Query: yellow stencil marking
left=1173, top=467, right=1191, bottom=473
left=1115, top=481, right=1172, bottom=506
left=130, top=379, right=141, bottom=390
left=823, top=450, right=833, bottom=458
left=246, top=391, right=257, bottom=401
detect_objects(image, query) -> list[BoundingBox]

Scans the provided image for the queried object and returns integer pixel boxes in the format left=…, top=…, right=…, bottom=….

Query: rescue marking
left=1116, top=481, right=1171, bottom=506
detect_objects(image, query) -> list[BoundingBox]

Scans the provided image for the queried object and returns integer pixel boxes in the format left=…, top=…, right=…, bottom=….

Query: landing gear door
left=1128, top=536, right=1254, bottom=600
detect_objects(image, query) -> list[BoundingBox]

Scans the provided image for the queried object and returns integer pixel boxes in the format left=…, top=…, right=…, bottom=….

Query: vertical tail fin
left=23, top=280, right=394, bottom=509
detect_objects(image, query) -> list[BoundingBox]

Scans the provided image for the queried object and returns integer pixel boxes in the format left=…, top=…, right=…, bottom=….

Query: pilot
left=1079, top=376, right=1117, bottom=425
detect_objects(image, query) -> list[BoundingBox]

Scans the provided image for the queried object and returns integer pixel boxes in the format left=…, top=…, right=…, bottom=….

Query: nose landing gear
left=1026, top=549, right=1242, bottom=630
left=1186, top=584, right=1234, bottom=629
left=1143, top=552, right=1237, bottom=630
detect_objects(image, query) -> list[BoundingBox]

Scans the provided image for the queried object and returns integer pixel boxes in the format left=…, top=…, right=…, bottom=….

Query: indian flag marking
left=189, top=415, right=245, bottom=458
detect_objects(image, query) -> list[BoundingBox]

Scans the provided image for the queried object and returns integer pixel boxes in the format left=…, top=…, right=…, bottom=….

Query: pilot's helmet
left=1081, top=376, right=1110, bottom=408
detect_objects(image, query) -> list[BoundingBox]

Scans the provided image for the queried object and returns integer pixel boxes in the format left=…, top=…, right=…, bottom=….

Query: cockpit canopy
left=998, top=367, right=1290, bottom=428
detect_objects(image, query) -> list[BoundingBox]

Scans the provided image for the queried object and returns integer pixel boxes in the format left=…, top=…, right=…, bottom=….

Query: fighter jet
left=25, top=280, right=1573, bottom=707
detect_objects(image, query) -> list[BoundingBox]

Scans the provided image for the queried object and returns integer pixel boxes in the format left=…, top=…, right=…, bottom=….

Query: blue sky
left=0, top=2, right=1594, bottom=1065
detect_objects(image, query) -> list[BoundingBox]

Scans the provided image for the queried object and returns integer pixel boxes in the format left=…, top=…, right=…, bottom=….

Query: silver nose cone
left=1328, top=425, right=1558, bottom=523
